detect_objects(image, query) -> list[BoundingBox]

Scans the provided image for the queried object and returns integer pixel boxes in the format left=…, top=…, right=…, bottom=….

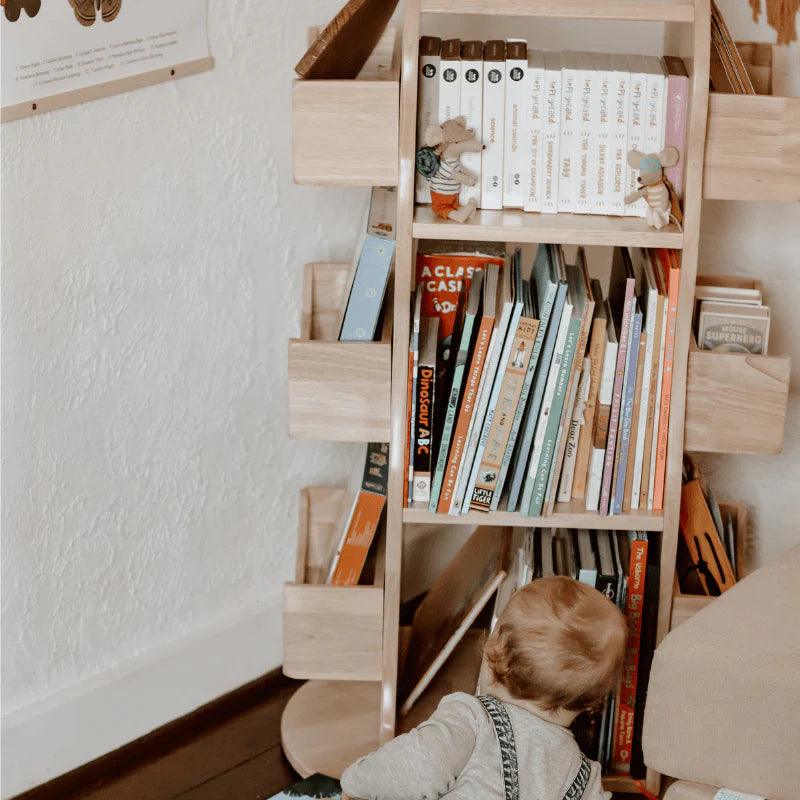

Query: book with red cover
left=438, top=265, right=499, bottom=513
left=329, top=442, right=390, bottom=586
left=653, top=250, right=680, bottom=511
left=612, top=534, right=649, bottom=773
left=415, top=252, right=505, bottom=360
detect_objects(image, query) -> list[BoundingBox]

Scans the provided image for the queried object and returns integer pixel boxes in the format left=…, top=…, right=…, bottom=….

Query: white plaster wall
left=2, top=1, right=366, bottom=791
left=1, top=0, right=798, bottom=793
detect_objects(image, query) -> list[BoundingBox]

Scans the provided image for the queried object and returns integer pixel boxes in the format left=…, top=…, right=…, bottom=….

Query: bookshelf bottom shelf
left=280, top=630, right=652, bottom=795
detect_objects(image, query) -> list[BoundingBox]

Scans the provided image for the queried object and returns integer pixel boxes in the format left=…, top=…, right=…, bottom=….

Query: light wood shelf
left=420, top=0, right=695, bottom=23
left=288, top=263, right=392, bottom=443
left=403, top=503, right=665, bottom=531
left=413, top=205, right=685, bottom=248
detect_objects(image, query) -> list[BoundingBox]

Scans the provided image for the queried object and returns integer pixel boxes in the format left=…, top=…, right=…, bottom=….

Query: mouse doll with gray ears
left=625, top=147, right=683, bottom=230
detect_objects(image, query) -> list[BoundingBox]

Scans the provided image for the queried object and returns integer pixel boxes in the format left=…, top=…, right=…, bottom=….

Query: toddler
left=341, top=575, right=627, bottom=800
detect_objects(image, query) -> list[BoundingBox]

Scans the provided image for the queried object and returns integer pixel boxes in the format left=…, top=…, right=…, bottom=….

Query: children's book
left=438, top=38, right=461, bottom=125
left=429, top=271, right=484, bottom=512
left=481, top=40, right=506, bottom=210
left=412, top=317, right=439, bottom=504
left=416, top=36, right=442, bottom=205
left=459, top=40, right=484, bottom=206
left=503, top=40, right=529, bottom=208
left=405, top=288, right=423, bottom=505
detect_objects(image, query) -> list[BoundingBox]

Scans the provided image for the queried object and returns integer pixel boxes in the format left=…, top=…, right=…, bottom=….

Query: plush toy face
left=424, top=116, right=477, bottom=152
left=628, top=146, right=680, bottom=186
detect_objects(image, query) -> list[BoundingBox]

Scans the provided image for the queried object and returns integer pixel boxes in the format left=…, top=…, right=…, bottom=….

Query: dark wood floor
left=15, top=673, right=646, bottom=800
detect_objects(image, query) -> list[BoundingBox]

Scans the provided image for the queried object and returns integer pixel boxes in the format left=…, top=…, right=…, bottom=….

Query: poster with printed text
left=2, top=0, right=211, bottom=122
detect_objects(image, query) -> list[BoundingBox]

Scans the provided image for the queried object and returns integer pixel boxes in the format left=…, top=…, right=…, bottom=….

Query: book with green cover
left=428, top=270, right=484, bottom=512
left=527, top=316, right=580, bottom=516
left=506, top=245, right=566, bottom=513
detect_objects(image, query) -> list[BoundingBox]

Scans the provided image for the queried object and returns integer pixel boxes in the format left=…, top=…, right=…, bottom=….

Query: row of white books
left=415, top=38, right=689, bottom=217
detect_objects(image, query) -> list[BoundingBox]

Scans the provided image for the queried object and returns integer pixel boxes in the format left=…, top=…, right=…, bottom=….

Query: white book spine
left=630, top=289, right=657, bottom=509
left=589, top=55, right=611, bottom=216
left=416, top=53, right=441, bottom=204
left=574, top=57, right=595, bottom=215
left=481, top=60, right=505, bottom=210
left=624, top=57, right=648, bottom=218
left=503, top=48, right=528, bottom=208
left=438, top=57, right=461, bottom=125
left=460, top=57, right=484, bottom=206
left=541, top=53, right=562, bottom=214
left=647, top=299, right=669, bottom=510
left=586, top=340, right=617, bottom=511
left=608, top=58, right=630, bottom=217
left=558, top=358, right=591, bottom=502
left=462, top=303, right=523, bottom=511
left=558, top=55, right=578, bottom=213
left=521, top=302, right=572, bottom=511
left=523, top=52, right=545, bottom=213
left=644, top=58, right=667, bottom=164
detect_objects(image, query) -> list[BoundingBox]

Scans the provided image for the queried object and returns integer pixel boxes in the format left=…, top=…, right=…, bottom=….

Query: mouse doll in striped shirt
left=416, top=117, right=483, bottom=223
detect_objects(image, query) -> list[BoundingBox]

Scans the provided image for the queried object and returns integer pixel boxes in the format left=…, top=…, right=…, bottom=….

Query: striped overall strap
left=478, top=695, right=593, bottom=800
left=477, top=695, right=519, bottom=800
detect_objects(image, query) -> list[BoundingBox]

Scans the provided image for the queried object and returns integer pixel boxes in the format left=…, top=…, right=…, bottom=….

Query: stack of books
left=416, top=38, right=690, bottom=213
left=404, top=244, right=681, bottom=517
left=491, top=527, right=660, bottom=779
left=695, top=281, right=770, bottom=355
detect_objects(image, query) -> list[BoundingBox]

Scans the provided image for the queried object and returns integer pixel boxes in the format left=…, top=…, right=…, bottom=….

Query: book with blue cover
left=339, top=233, right=396, bottom=342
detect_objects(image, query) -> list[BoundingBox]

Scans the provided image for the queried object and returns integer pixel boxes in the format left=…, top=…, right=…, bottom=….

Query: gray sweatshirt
left=341, top=692, right=609, bottom=800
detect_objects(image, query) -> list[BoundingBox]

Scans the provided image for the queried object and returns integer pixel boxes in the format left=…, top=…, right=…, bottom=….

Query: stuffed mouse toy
left=416, top=116, right=482, bottom=223
left=625, top=147, right=683, bottom=230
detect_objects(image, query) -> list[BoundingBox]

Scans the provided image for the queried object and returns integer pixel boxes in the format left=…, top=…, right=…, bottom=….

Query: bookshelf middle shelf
left=403, top=502, right=664, bottom=531
left=413, top=205, right=685, bottom=248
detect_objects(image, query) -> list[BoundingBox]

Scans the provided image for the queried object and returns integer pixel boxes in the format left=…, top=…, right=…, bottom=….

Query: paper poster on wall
left=1, top=0, right=212, bottom=123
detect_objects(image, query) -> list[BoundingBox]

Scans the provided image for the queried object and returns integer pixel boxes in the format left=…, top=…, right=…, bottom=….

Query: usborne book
left=574, top=52, right=595, bottom=214
left=459, top=40, right=484, bottom=206
left=416, top=36, right=442, bottom=205
left=329, top=442, right=390, bottom=585
left=438, top=266, right=498, bottom=513
left=429, top=271, right=484, bottom=512
left=608, top=53, right=631, bottom=216
left=589, top=53, right=612, bottom=216
left=412, top=317, right=439, bottom=504
left=481, top=40, right=506, bottom=210
left=624, top=55, right=648, bottom=218
left=503, top=40, right=529, bottom=208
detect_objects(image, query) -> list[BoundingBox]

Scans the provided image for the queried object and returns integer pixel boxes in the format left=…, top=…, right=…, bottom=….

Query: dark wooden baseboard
left=11, top=669, right=299, bottom=800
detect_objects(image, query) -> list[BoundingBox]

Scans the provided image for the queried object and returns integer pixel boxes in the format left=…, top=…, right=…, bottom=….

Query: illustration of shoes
left=99, top=0, right=122, bottom=22
left=3, top=0, right=40, bottom=20
left=69, top=0, right=96, bottom=25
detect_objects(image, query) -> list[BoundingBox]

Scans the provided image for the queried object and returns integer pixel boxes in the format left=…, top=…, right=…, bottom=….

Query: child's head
left=483, top=575, right=627, bottom=713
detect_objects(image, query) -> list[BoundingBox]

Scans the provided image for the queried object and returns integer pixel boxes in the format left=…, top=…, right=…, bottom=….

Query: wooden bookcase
left=282, top=0, right=795, bottom=796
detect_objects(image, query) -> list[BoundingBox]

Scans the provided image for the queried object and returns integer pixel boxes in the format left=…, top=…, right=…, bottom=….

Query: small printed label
left=443, top=67, right=457, bottom=82
left=465, top=68, right=479, bottom=83
left=488, top=68, right=502, bottom=84
left=510, top=66, right=524, bottom=81
left=422, top=63, right=436, bottom=78
left=714, top=790, right=766, bottom=800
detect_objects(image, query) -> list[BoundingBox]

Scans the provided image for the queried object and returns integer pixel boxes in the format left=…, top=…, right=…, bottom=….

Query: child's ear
left=424, top=124, right=444, bottom=147
left=627, top=149, right=645, bottom=169
left=658, top=146, right=680, bottom=168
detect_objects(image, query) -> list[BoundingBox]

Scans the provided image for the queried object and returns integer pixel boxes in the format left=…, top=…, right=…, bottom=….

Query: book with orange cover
left=438, top=265, right=499, bottom=513
left=653, top=250, right=680, bottom=511
left=329, top=442, right=390, bottom=586
left=612, top=534, right=648, bottom=773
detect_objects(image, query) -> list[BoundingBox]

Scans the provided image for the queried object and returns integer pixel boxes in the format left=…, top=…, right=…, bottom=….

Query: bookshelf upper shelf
left=413, top=206, right=684, bottom=248
left=403, top=501, right=665, bottom=532
left=420, top=0, right=694, bottom=23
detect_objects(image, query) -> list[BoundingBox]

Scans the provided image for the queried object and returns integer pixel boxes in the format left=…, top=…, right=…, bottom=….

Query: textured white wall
left=1, top=0, right=798, bottom=792
left=2, top=0, right=363, bottom=728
